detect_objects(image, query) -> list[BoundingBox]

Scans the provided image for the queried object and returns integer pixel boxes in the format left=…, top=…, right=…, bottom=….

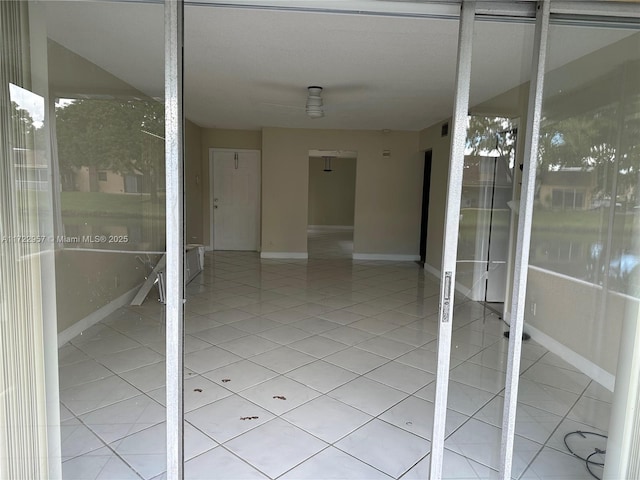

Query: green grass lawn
left=61, top=191, right=164, bottom=218
left=460, top=207, right=638, bottom=233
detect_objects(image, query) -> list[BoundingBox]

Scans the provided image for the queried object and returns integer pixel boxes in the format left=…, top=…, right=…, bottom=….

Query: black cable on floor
left=586, top=449, right=607, bottom=480
left=563, top=431, right=607, bottom=480
left=480, top=302, right=532, bottom=340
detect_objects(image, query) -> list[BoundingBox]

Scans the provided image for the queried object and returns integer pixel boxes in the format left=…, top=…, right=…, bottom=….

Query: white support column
left=604, top=305, right=640, bottom=479
left=165, top=1, right=184, bottom=479
left=28, top=3, right=62, bottom=478
left=498, top=2, right=549, bottom=479
left=428, top=2, right=475, bottom=479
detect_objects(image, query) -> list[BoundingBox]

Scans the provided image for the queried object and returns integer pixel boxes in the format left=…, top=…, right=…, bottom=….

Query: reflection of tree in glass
left=466, top=116, right=517, bottom=158
left=55, top=99, right=165, bottom=200
left=10, top=100, right=48, bottom=197
left=538, top=99, right=640, bottom=207
left=10, top=100, right=45, bottom=152
left=11, top=100, right=34, bottom=131
left=533, top=93, right=640, bottom=297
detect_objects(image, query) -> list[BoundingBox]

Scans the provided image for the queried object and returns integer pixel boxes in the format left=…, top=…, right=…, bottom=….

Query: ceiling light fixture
left=306, top=86, right=324, bottom=118
left=323, top=156, right=333, bottom=172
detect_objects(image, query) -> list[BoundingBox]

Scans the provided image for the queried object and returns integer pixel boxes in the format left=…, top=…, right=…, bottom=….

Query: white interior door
left=211, top=149, right=260, bottom=250
left=486, top=156, right=513, bottom=302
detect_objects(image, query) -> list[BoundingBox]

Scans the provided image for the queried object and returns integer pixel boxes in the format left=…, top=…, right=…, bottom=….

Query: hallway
left=307, top=226, right=354, bottom=260
left=59, top=248, right=610, bottom=479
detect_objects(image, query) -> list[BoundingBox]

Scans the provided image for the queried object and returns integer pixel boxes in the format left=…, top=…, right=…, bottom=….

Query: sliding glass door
left=1, top=1, right=168, bottom=478
left=529, top=15, right=640, bottom=480
left=438, top=9, right=538, bottom=480
left=435, top=2, right=640, bottom=480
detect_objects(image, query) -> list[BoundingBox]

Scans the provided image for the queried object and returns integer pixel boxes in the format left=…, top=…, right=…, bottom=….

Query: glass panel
left=184, top=2, right=460, bottom=479
left=458, top=115, right=518, bottom=302
left=444, top=16, right=536, bottom=478
left=1, top=1, right=166, bottom=478
left=54, top=97, right=165, bottom=251
left=525, top=20, right=640, bottom=479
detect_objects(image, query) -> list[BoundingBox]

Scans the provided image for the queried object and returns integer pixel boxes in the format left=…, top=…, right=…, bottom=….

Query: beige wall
left=185, top=119, right=203, bottom=244
left=201, top=128, right=262, bottom=247
left=56, top=251, right=159, bottom=333
left=262, top=127, right=422, bottom=256
left=418, top=120, right=452, bottom=269
left=308, top=157, right=356, bottom=227
left=48, top=39, right=139, bottom=97
left=202, top=128, right=262, bottom=151
left=525, top=268, right=629, bottom=375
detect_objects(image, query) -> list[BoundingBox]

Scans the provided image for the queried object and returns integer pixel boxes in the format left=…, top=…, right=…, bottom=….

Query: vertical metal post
left=165, top=0, right=184, bottom=479
left=499, top=2, right=549, bottom=479
left=428, top=2, right=475, bottom=479
left=603, top=66, right=640, bottom=480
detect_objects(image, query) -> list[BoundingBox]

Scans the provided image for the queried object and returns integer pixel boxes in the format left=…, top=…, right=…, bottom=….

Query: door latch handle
left=442, top=271, right=453, bottom=323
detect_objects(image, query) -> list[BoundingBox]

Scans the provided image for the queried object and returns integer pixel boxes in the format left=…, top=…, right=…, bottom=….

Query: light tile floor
left=59, top=234, right=612, bottom=480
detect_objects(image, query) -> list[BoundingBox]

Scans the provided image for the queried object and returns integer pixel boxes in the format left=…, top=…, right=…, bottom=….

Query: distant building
left=538, top=167, right=596, bottom=210
left=70, top=166, right=149, bottom=194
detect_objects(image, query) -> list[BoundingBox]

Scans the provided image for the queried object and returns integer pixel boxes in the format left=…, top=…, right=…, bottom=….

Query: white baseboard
left=424, top=263, right=440, bottom=279
left=307, top=225, right=354, bottom=231
left=352, top=253, right=420, bottom=262
left=525, top=323, right=615, bottom=391
left=58, top=285, right=141, bottom=347
left=423, top=263, right=472, bottom=298
left=260, top=252, right=309, bottom=260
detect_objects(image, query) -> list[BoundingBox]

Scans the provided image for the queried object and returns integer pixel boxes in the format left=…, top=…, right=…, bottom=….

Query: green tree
left=537, top=102, right=640, bottom=205
left=55, top=98, right=165, bottom=198
left=466, top=116, right=517, bottom=158
left=10, top=100, right=45, bottom=150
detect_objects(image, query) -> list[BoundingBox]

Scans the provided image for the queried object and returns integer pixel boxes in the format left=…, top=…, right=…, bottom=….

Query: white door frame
left=208, top=148, right=261, bottom=251
left=430, top=3, right=549, bottom=479
left=428, top=4, right=474, bottom=478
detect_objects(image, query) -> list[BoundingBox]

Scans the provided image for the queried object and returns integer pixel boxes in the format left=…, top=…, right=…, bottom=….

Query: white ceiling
left=42, top=1, right=637, bottom=132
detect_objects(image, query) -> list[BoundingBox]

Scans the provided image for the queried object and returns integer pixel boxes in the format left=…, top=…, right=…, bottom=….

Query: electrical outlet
left=530, top=302, right=537, bottom=316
